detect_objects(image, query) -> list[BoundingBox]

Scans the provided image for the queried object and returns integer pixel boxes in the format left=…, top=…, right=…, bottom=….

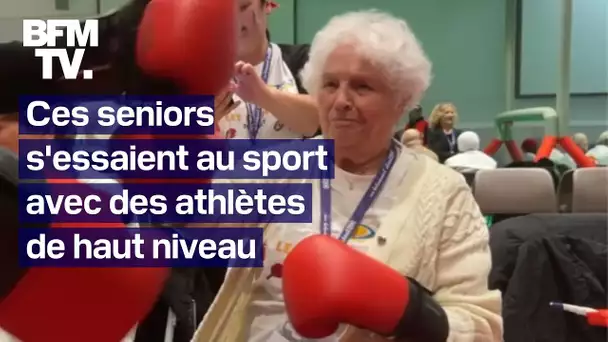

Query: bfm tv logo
left=22, top=19, right=98, bottom=80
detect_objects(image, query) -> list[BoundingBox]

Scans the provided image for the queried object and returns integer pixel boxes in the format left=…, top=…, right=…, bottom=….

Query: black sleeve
left=0, top=42, right=58, bottom=113
left=277, top=43, right=310, bottom=94
left=428, top=130, right=453, bottom=163
left=0, top=1, right=150, bottom=113
left=392, top=277, right=449, bottom=342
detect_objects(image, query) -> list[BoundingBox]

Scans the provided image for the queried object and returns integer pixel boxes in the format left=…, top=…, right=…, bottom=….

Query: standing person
left=427, top=102, right=462, bottom=163
left=194, top=10, right=501, bottom=342
left=404, top=105, right=429, bottom=144
left=216, top=0, right=319, bottom=140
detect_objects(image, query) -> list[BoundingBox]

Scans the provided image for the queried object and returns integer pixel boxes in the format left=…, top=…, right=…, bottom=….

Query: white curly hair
left=300, top=9, right=432, bottom=110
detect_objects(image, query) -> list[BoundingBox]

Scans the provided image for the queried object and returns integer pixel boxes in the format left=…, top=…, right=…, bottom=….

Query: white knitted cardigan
left=192, top=151, right=503, bottom=342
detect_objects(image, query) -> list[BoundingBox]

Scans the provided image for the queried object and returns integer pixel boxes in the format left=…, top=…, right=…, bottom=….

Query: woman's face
left=439, top=107, right=456, bottom=127
left=317, top=44, right=403, bottom=153
left=236, top=0, right=267, bottom=59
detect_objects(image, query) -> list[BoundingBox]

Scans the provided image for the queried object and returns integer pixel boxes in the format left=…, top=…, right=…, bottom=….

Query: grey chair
left=473, top=168, right=557, bottom=215
left=571, top=168, right=608, bottom=213
left=557, top=169, right=575, bottom=212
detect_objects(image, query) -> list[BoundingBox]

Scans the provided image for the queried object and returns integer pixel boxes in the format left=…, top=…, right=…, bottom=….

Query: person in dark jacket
left=489, top=214, right=608, bottom=342
left=0, top=1, right=314, bottom=341
left=427, top=102, right=462, bottom=163
left=404, top=105, right=429, bottom=145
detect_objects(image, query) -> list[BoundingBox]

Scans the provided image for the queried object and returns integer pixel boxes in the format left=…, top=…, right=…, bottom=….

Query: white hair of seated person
left=586, top=130, right=608, bottom=165
left=572, top=132, right=588, bottom=152
left=457, top=131, right=480, bottom=152
left=597, top=130, right=608, bottom=146
left=300, top=10, right=431, bottom=109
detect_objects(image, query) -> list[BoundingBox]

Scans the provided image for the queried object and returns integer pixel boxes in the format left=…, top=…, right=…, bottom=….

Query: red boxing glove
left=282, top=235, right=449, bottom=341
left=0, top=174, right=169, bottom=342
left=136, top=0, right=236, bottom=95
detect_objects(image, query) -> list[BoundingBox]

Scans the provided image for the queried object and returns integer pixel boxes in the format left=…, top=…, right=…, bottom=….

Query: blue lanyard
left=319, top=141, right=400, bottom=243
left=246, top=47, right=273, bottom=139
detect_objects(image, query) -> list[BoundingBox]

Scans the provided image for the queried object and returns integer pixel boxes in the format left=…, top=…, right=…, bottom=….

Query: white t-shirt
left=444, top=150, right=497, bottom=172
left=244, top=149, right=414, bottom=341
left=219, top=43, right=304, bottom=140
left=586, top=145, right=608, bottom=165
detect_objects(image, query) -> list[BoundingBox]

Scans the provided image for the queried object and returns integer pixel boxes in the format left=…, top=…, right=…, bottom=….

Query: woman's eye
left=323, top=81, right=338, bottom=89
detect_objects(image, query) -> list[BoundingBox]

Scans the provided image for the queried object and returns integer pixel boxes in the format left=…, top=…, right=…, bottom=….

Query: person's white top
left=586, top=144, right=608, bottom=166
left=445, top=131, right=497, bottom=172
left=192, top=142, right=502, bottom=341
left=522, top=152, right=536, bottom=162
left=445, top=151, right=497, bottom=172
left=246, top=148, right=413, bottom=341
left=219, top=43, right=304, bottom=140
left=548, top=149, right=576, bottom=169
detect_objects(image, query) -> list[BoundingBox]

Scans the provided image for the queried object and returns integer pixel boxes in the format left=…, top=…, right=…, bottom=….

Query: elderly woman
left=586, top=130, right=608, bottom=165
left=193, top=10, right=502, bottom=342
left=428, top=103, right=462, bottom=163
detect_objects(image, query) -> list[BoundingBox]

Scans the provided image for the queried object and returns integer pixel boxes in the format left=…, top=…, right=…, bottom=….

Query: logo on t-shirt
left=351, top=224, right=376, bottom=240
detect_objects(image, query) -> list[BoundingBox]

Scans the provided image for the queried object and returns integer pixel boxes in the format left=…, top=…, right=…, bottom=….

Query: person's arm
left=257, top=88, right=319, bottom=137
left=432, top=178, right=503, bottom=341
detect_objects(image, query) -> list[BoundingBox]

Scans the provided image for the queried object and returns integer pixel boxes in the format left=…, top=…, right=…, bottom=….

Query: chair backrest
left=571, top=168, right=608, bottom=213
left=557, top=169, right=575, bottom=212
left=473, top=168, right=557, bottom=214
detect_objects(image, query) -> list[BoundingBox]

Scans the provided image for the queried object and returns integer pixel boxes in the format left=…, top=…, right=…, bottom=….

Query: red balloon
left=136, top=0, right=237, bottom=95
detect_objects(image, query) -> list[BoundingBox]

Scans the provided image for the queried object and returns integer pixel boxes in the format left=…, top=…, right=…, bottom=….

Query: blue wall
left=519, top=0, right=607, bottom=95
left=269, top=0, right=608, bottom=142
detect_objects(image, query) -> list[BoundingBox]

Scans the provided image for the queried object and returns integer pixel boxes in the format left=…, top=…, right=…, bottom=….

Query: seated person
left=521, top=138, right=538, bottom=161
left=549, top=147, right=576, bottom=169
left=401, top=128, right=438, bottom=161
left=193, top=10, right=502, bottom=342
left=572, top=132, right=589, bottom=152
left=586, top=130, right=608, bottom=166
left=445, top=131, right=497, bottom=172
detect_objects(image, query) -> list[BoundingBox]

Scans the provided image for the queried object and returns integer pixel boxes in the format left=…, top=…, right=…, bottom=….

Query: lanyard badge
left=319, top=141, right=400, bottom=243
left=246, top=47, right=273, bottom=140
